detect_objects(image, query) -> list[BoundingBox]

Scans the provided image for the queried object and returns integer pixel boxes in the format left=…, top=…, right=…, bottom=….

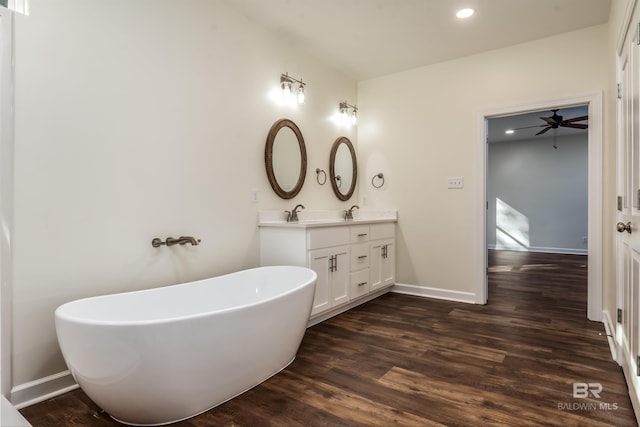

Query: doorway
left=475, top=94, right=603, bottom=321
left=486, top=105, right=589, bottom=255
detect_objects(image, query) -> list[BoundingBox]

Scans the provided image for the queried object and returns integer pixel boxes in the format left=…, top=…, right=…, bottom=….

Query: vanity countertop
left=257, top=210, right=397, bottom=228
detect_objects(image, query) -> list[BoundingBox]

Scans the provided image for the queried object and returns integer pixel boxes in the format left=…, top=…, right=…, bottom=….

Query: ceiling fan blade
left=511, top=124, right=546, bottom=130
left=540, top=117, right=558, bottom=126
left=536, top=126, right=552, bottom=135
left=560, top=123, right=588, bottom=129
left=562, top=115, right=588, bottom=123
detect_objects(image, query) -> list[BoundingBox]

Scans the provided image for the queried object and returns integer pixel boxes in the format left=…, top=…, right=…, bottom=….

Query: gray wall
left=487, top=133, right=588, bottom=254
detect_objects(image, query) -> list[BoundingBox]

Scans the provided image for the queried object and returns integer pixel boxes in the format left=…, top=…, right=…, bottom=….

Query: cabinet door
left=308, top=245, right=350, bottom=315
left=308, top=248, right=333, bottom=315
left=370, top=238, right=395, bottom=291
left=331, top=248, right=350, bottom=307
left=380, top=239, right=395, bottom=288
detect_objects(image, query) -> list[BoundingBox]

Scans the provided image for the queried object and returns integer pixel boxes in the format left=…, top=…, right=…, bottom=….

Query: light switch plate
left=447, top=177, right=464, bottom=189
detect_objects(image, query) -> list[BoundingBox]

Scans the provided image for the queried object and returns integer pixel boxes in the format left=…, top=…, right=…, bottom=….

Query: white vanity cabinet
left=259, top=218, right=396, bottom=323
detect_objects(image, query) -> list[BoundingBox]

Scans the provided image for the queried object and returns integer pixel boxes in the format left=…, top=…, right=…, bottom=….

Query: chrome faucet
left=165, top=236, right=201, bottom=246
left=344, top=205, right=359, bottom=220
left=286, top=204, right=305, bottom=222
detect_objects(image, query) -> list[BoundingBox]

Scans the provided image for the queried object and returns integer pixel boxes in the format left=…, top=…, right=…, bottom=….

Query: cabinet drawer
left=350, top=269, right=370, bottom=299
left=308, top=227, right=349, bottom=250
left=350, top=225, right=370, bottom=243
left=370, top=223, right=395, bottom=240
left=350, top=242, right=370, bottom=271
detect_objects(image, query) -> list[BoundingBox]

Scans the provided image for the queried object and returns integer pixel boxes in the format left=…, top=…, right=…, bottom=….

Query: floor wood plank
left=19, top=250, right=638, bottom=426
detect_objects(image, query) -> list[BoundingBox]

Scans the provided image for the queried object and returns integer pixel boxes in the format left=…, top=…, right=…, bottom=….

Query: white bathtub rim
left=110, top=355, right=298, bottom=426
left=55, top=265, right=317, bottom=327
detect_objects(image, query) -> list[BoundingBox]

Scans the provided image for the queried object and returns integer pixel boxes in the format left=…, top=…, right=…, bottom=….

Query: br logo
left=573, top=382, right=602, bottom=399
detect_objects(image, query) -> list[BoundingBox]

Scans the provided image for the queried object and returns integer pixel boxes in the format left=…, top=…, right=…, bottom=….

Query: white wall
left=358, top=24, right=609, bottom=296
left=11, top=0, right=357, bottom=389
left=487, top=134, right=588, bottom=254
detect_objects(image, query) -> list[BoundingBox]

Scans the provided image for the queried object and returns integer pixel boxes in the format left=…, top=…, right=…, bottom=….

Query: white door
left=616, top=0, right=640, bottom=407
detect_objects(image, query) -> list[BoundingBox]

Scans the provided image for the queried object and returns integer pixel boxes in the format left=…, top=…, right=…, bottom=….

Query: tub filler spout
left=166, top=236, right=200, bottom=246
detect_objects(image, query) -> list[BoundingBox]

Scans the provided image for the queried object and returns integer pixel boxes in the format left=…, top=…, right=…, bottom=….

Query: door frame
left=0, top=6, right=13, bottom=397
left=475, top=93, right=603, bottom=321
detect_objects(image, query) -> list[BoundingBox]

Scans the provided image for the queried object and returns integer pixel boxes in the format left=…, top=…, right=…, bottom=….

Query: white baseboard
left=487, top=245, right=587, bottom=255
left=602, top=309, right=618, bottom=363
left=617, top=336, right=640, bottom=426
left=391, top=283, right=477, bottom=304
left=10, top=370, right=77, bottom=409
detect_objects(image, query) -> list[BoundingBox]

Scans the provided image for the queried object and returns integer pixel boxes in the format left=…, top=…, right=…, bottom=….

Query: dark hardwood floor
left=20, top=250, right=637, bottom=426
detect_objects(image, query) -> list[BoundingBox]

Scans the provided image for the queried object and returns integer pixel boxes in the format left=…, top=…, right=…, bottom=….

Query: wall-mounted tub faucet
left=152, top=236, right=201, bottom=247
left=286, top=204, right=305, bottom=222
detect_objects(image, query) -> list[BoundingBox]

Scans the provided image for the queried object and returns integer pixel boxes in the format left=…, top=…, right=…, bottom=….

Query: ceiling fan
left=514, top=109, right=589, bottom=136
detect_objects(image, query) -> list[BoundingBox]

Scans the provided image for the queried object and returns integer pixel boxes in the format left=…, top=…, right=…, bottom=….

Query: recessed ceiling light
left=505, top=129, right=514, bottom=134
left=456, top=8, right=475, bottom=19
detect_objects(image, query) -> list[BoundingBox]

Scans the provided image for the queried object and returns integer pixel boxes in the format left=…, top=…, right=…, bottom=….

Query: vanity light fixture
left=339, top=101, right=358, bottom=126
left=281, top=73, right=306, bottom=104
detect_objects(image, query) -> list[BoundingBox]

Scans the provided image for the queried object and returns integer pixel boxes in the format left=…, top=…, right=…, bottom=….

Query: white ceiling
left=225, top=0, right=612, bottom=81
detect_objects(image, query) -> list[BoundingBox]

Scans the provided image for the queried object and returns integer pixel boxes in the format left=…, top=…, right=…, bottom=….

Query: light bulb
left=456, top=8, right=474, bottom=19
left=281, top=81, right=291, bottom=99
left=351, top=109, right=358, bottom=126
left=297, top=85, right=305, bottom=104
left=341, top=108, right=350, bottom=125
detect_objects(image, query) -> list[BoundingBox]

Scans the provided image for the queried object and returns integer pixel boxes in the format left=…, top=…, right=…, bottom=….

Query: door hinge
left=618, top=196, right=624, bottom=211
left=618, top=83, right=623, bottom=99
left=637, top=22, right=640, bottom=45
left=618, top=308, right=623, bottom=323
left=637, top=356, right=640, bottom=375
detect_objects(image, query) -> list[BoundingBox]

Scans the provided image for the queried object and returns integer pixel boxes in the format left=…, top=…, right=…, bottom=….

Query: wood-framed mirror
left=264, top=118, right=307, bottom=199
left=329, top=136, right=357, bottom=201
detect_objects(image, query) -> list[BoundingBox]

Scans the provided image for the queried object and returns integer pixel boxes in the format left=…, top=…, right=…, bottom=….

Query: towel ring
left=372, top=173, right=385, bottom=188
left=316, top=168, right=327, bottom=185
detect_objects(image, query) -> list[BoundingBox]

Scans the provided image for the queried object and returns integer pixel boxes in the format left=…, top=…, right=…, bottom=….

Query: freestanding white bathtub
left=54, top=266, right=317, bottom=426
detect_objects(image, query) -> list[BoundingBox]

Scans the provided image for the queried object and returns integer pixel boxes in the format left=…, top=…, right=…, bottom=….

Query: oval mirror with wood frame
left=329, top=136, right=357, bottom=201
left=264, top=118, right=307, bottom=199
